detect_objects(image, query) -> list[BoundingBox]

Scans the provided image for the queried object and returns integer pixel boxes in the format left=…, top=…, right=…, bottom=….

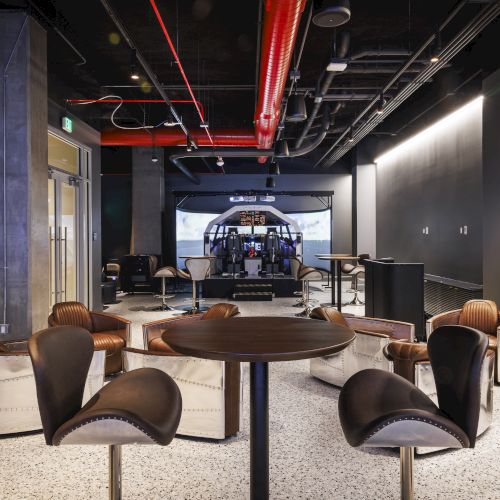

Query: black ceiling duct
left=313, top=0, right=351, bottom=28
left=286, top=94, right=307, bottom=122
left=265, top=176, right=276, bottom=189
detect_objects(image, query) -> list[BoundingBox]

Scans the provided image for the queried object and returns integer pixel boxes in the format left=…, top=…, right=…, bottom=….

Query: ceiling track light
left=130, top=64, right=140, bottom=80
left=265, top=176, right=276, bottom=189
left=151, top=152, right=159, bottom=163
left=376, top=94, right=385, bottom=115
left=430, top=30, right=442, bottom=63
left=347, top=128, right=354, bottom=143
left=129, top=50, right=140, bottom=80
left=269, top=160, right=280, bottom=176
left=216, top=156, right=224, bottom=167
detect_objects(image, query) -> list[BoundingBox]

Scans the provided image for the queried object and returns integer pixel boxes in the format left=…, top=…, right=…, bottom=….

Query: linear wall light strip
left=374, top=95, right=483, bottom=164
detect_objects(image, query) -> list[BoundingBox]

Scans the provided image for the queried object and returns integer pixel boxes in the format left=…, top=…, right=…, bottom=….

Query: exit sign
left=62, top=116, right=73, bottom=133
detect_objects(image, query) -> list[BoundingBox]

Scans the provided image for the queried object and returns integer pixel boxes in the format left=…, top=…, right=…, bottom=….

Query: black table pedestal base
left=250, top=361, right=269, bottom=500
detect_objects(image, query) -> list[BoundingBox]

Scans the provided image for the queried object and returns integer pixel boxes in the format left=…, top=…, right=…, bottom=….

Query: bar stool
left=338, top=325, right=488, bottom=500
left=184, top=258, right=211, bottom=315
left=341, top=253, right=369, bottom=305
left=290, top=256, right=306, bottom=307
left=295, top=266, right=324, bottom=317
left=28, top=326, right=182, bottom=500
left=153, top=266, right=177, bottom=311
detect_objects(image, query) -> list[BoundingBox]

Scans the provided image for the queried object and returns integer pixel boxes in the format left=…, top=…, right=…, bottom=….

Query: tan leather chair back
left=310, top=307, right=349, bottom=327
left=202, top=303, right=239, bottom=320
left=459, top=300, right=498, bottom=336
left=51, top=302, right=93, bottom=332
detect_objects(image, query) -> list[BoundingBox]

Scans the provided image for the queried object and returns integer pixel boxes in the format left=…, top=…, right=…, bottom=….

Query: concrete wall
left=131, top=147, right=164, bottom=255
left=0, top=14, right=48, bottom=339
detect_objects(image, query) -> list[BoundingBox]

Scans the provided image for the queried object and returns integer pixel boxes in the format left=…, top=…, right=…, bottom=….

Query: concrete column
left=0, top=13, right=48, bottom=340
left=131, top=147, right=164, bottom=256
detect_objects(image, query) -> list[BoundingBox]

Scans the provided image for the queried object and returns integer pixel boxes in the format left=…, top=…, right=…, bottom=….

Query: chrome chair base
left=109, top=444, right=122, bottom=500
left=400, top=446, right=414, bottom=500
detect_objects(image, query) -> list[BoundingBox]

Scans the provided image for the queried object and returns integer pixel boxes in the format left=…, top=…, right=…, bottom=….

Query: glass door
left=48, top=131, right=90, bottom=309
left=48, top=172, right=79, bottom=307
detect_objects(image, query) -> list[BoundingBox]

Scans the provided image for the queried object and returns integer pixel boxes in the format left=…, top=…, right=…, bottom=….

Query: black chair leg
left=109, top=444, right=122, bottom=500
left=400, top=446, right=414, bottom=500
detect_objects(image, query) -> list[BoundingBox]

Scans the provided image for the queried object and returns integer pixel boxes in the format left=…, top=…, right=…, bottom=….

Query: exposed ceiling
left=2, top=0, right=499, bottom=176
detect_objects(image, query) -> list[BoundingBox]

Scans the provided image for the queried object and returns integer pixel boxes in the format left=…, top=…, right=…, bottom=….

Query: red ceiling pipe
left=101, top=128, right=258, bottom=147
left=254, top=0, right=307, bottom=161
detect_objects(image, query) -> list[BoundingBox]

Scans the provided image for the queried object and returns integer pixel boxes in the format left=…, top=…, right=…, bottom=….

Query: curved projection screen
left=176, top=209, right=331, bottom=269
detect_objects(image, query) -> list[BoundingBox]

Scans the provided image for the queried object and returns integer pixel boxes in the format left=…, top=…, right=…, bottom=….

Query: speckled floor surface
left=1, top=283, right=499, bottom=499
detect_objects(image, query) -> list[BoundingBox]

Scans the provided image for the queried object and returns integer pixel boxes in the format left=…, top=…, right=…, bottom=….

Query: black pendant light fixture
left=276, top=139, right=289, bottom=157
left=269, top=160, right=280, bottom=176
left=312, top=0, right=351, bottom=28
left=266, top=176, right=276, bottom=189
left=286, top=94, right=307, bottom=122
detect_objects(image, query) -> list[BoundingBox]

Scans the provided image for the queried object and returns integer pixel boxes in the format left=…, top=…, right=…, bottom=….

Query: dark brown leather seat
left=28, top=326, right=181, bottom=498
left=48, top=301, right=130, bottom=375
left=339, top=325, right=488, bottom=499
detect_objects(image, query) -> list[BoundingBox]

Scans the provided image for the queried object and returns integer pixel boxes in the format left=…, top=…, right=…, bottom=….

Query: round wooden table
left=315, top=254, right=358, bottom=312
left=163, top=316, right=355, bottom=500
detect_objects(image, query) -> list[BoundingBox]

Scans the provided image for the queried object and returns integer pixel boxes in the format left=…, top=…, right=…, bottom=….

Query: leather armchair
left=122, top=303, right=241, bottom=439
left=384, top=339, right=494, bottom=454
left=48, top=301, right=130, bottom=375
left=426, top=299, right=499, bottom=382
left=309, top=307, right=414, bottom=387
left=0, top=339, right=105, bottom=434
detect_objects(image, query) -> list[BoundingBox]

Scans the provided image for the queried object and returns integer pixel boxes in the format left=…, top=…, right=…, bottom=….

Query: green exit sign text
left=62, top=116, right=73, bottom=133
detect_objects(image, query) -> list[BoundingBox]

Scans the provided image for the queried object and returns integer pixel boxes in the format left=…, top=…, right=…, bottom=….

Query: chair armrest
left=383, top=340, right=429, bottom=384
left=426, top=309, right=461, bottom=338
left=345, top=316, right=415, bottom=341
left=354, top=329, right=391, bottom=339
left=90, top=311, right=131, bottom=344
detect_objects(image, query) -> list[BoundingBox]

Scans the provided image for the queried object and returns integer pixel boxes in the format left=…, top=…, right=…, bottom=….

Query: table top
left=179, top=255, right=217, bottom=259
left=315, top=254, right=358, bottom=261
left=163, top=316, right=355, bottom=362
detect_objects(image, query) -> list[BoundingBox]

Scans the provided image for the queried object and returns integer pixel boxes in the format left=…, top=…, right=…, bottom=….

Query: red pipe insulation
left=254, top=0, right=307, bottom=157
left=101, top=128, right=258, bottom=147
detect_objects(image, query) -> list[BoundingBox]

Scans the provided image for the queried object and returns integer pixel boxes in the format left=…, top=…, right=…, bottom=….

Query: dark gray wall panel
left=483, top=70, right=500, bottom=303
left=376, top=97, right=483, bottom=284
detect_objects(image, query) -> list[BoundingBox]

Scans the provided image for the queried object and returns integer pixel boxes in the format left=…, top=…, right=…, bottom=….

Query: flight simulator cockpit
left=204, top=205, right=303, bottom=276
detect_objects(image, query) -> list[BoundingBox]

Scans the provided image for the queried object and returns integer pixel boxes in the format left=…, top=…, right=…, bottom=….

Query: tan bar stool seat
left=153, top=266, right=177, bottom=311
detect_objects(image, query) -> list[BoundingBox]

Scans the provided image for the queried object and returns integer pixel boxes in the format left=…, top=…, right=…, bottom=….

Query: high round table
left=163, top=316, right=355, bottom=500
left=315, top=254, right=358, bottom=312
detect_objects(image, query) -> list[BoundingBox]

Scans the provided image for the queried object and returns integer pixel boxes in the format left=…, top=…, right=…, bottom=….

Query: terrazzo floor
left=1, top=282, right=499, bottom=499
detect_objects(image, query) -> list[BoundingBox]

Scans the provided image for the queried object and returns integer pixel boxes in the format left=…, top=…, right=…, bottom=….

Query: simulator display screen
left=176, top=209, right=331, bottom=269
